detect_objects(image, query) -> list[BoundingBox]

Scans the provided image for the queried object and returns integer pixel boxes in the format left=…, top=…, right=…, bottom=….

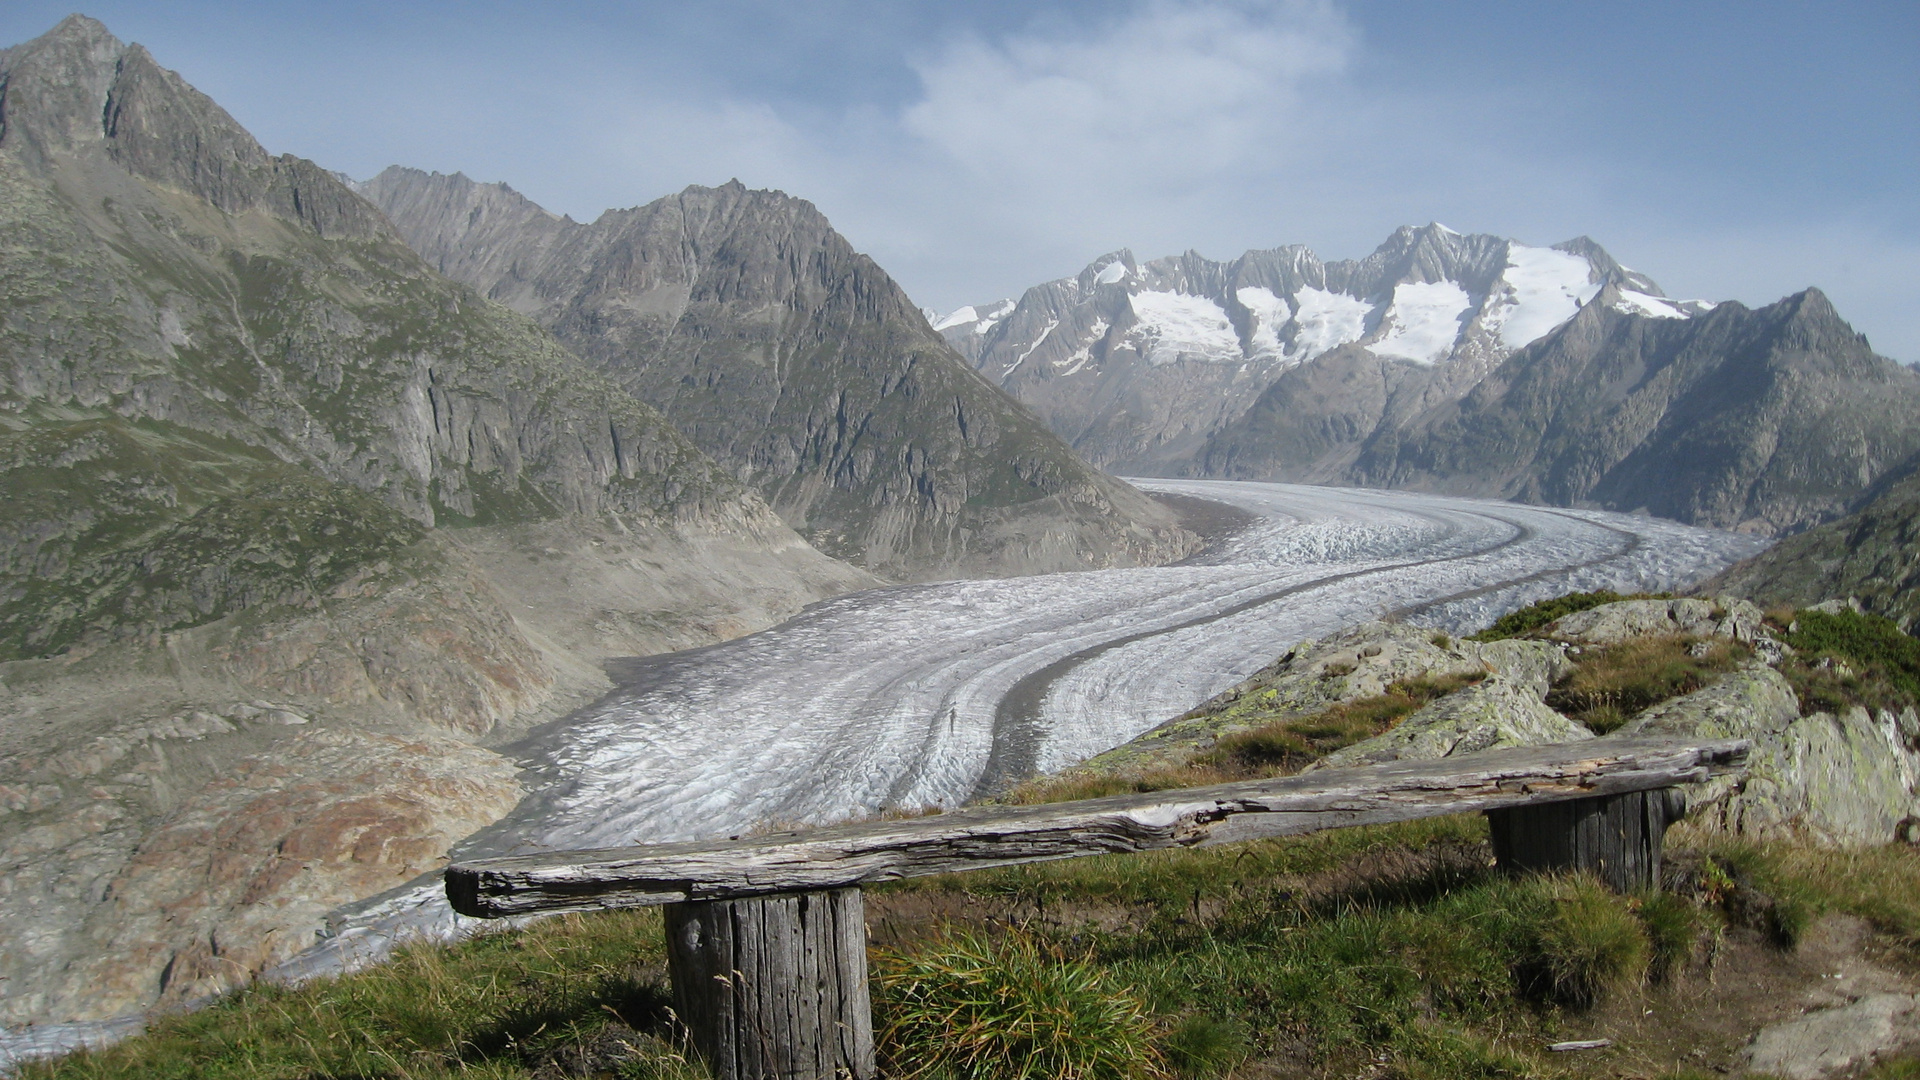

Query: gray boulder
left=1074, top=621, right=1571, bottom=773
left=1617, top=667, right=1920, bottom=846
left=1742, top=993, right=1919, bottom=1080
left=1307, top=676, right=1592, bottom=771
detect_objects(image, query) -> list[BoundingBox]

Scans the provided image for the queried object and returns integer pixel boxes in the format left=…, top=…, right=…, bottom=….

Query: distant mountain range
left=941, top=228, right=1920, bottom=534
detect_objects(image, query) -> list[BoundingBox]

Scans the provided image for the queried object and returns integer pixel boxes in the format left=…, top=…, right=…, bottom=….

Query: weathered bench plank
left=448, top=736, right=1747, bottom=918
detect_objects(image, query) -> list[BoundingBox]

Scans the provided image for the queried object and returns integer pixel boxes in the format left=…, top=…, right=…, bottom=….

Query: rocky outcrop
left=1617, top=667, right=1920, bottom=846
left=1308, top=675, right=1591, bottom=770
left=1543, top=596, right=1771, bottom=645
left=360, top=167, right=1196, bottom=580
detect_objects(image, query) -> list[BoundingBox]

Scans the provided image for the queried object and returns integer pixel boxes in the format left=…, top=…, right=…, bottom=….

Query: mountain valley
left=2, top=10, right=1918, bottom=1071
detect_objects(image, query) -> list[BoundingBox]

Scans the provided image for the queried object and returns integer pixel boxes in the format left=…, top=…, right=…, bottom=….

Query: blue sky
left=5, top=2, right=1917, bottom=359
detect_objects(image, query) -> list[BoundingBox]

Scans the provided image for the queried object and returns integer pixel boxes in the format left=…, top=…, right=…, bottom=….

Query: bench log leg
left=664, top=887, right=874, bottom=1080
left=1486, top=787, right=1688, bottom=892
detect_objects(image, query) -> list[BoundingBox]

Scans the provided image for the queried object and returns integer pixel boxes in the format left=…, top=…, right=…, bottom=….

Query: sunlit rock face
left=3, top=726, right=521, bottom=1024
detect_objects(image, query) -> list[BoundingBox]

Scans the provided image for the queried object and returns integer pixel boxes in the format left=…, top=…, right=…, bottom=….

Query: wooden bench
left=448, top=736, right=1748, bottom=1080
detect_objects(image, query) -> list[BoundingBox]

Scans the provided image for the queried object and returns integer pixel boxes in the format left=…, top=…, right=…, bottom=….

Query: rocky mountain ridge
left=946, top=229, right=1920, bottom=535
left=941, top=226, right=1688, bottom=472
left=359, top=167, right=1195, bottom=580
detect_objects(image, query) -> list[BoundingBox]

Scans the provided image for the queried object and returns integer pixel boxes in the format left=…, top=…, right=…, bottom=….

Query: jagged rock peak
left=0, top=15, right=390, bottom=239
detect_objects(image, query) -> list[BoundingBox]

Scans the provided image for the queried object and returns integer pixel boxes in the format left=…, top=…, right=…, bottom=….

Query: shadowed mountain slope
left=1203, top=286, right=1920, bottom=534
left=360, top=167, right=1195, bottom=579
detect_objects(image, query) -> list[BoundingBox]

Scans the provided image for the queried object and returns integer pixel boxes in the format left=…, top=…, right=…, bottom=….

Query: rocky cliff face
left=0, top=16, right=873, bottom=1026
left=360, top=167, right=1195, bottom=579
left=951, top=227, right=1918, bottom=536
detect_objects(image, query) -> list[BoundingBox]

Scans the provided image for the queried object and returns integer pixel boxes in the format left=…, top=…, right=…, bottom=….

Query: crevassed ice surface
left=1486, top=245, right=1604, bottom=348
left=1129, top=290, right=1243, bottom=364
left=1368, top=280, right=1474, bottom=364
left=253, top=480, right=1768, bottom=990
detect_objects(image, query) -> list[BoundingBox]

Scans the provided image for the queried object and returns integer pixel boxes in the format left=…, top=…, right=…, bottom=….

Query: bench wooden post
left=447, top=738, right=1746, bottom=1080
left=1485, top=787, right=1688, bottom=891
left=663, top=888, right=874, bottom=1080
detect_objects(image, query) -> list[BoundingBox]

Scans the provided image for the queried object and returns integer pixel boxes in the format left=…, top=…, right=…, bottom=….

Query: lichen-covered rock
left=1218, top=621, right=1569, bottom=716
left=1306, top=676, right=1592, bottom=771
left=1544, top=596, right=1771, bottom=646
left=1084, top=621, right=1573, bottom=772
left=1617, top=667, right=1920, bottom=846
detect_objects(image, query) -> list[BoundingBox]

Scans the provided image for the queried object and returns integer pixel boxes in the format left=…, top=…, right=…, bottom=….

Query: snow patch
left=934, top=299, right=1016, bottom=334
left=1289, top=287, right=1371, bottom=360
left=1093, top=260, right=1130, bottom=286
left=1003, top=318, right=1059, bottom=375
left=1612, top=290, right=1694, bottom=319
left=1484, top=245, right=1602, bottom=350
left=1368, top=280, right=1473, bottom=364
left=1129, top=291, right=1242, bottom=365
left=1236, top=286, right=1293, bottom=356
left=932, top=306, right=979, bottom=332
left=1055, top=318, right=1110, bottom=376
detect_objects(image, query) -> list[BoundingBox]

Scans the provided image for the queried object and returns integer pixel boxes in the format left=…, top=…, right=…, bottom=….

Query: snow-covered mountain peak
left=939, top=226, right=1714, bottom=384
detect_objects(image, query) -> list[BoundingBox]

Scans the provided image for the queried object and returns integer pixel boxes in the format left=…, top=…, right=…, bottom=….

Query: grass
left=1544, top=636, right=1751, bottom=733
left=1777, top=607, right=1920, bottom=715
left=1686, top=832, right=1920, bottom=954
left=29, top=818, right=1912, bottom=1080
left=17, top=910, right=701, bottom=1080
left=1531, top=876, right=1649, bottom=1006
left=873, top=930, right=1165, bottom=1079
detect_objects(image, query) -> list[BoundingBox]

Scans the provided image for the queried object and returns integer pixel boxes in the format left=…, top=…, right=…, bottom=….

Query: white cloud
left=904, top=1, right=1353, bottom=199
